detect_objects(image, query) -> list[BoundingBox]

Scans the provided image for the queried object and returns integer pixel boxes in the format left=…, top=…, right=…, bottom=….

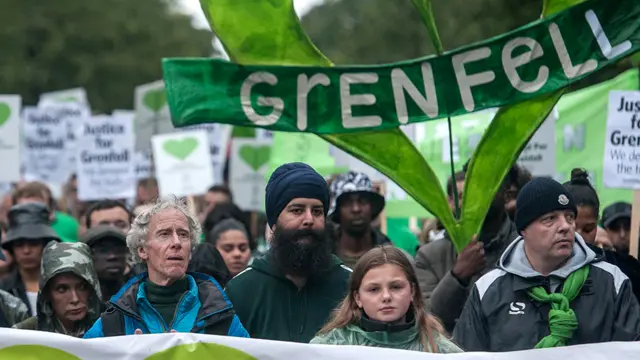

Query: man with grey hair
left=83, top=197, right=249, bottom=337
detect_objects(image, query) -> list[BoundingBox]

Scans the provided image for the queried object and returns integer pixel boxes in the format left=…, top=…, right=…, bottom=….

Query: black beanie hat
left=265, top=162, right=329, bottom=227
left=515, top=177, right=578, bottom=233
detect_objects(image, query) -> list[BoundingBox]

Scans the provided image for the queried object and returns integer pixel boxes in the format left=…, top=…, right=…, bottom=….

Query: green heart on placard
left=240, top=145, right=271, bottom=171
left=144, top=88, right=167, bottom=112
left=0, top=103, right=11, bottom=126
left=55, top=96, right=79, bottom=103
left=163, top=137, right=199, bottom=160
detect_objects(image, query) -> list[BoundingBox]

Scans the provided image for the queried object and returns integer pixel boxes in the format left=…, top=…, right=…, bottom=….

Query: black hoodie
left=225, top=254, right=351, bottom=343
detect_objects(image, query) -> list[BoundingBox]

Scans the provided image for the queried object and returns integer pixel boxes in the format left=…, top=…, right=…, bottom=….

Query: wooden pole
left=629, top=191, right=640, bottom=259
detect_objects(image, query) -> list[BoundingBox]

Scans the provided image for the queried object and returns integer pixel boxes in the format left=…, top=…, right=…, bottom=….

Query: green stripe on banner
left=163, top=0, right=640, bottom=134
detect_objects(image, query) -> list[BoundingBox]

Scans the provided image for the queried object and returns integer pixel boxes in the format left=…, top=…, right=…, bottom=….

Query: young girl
left=563, top=168, right=640, bottom=302
left=311, top=246, right=461, bottom=353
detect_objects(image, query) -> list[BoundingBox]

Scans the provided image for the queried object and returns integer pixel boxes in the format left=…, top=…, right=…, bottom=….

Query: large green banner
left=163, top=0, right=640, bottom=134
left=381, top=69, right=639, bottom=217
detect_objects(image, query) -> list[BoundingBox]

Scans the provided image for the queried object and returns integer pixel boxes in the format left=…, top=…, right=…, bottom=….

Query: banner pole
left=630, top=191, right=640, bottom=259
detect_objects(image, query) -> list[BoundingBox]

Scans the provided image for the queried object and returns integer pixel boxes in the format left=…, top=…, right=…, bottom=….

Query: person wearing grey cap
left=81, top=225, right=129, bottom=302
left=0, top=203, right=60, bottom=316
left=602, top=202, right=633, bottom=255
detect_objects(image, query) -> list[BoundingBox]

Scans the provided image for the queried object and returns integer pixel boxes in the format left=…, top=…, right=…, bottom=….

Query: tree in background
left=301, top=0, right=633, bottom=88
left=0, top=0, right=215, bottom=113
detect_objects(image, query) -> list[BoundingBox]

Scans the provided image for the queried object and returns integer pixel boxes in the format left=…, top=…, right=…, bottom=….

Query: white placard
left=38, top=102, right=91, bottom=181
left=230, top=139, right=271, bottom=211
left=21, top=106, right=69, bottom=184
left=179, top=123, right=231, bottom=184
left=134, top=80, right=174, bottom=151
left=76, top=115, right=136, bottom=201
left=38, top=87, right=90, bottom=110
left=0, top=96, right=22, bottom=182
left=135, top=150, right=153, bottom=180
left=152, top=131, right=213, bottom=197
left=517, top=109, right=557, bottom=177
left=603, top=91, right=640, bottom=189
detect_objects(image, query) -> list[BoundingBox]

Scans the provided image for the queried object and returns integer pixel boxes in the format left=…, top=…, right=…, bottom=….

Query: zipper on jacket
left=167, top=292, right=188, bottom=331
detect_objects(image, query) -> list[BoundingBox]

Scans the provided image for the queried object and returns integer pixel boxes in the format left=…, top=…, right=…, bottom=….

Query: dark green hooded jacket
left=225, top=254, right=351, bottom=343
left=13, top=242, right=102, bottom=337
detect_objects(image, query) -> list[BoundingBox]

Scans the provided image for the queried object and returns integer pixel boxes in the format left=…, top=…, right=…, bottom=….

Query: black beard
left=270, top=226, right=332, bottom=278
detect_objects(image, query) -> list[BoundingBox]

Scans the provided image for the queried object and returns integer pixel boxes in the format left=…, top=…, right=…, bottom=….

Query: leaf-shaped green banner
left=201, top=0, right=456, bottom=235
left=450, top=0, right=586, bottom=250
left=188, top=0, right=618, bottom=253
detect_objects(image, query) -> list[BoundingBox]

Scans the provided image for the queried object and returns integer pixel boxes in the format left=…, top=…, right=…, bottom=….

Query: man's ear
left=138, top=246, right=148, bottom=261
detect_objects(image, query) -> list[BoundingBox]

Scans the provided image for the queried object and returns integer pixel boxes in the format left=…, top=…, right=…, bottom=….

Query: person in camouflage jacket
left=0, top=290, right=29, bottom=327
left=13, top=242, right=103, bottom=337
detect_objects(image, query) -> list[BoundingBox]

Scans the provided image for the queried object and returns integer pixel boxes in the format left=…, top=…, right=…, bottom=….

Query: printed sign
left=76, top=115, right=136, bottom=201
left=603, top=91, right=640, bottom=189
left=135, top=81, right=174, bottom=151
left=517, top=110, right=557, bottom=177
left=0, top=96, right=22, bottom=182
left=152, top=131, right=213, bottom=197
left=21, top=106, right=69, bottom=185
left=179, top=123, right=231, bottom=184
left=38, top=102, right=91, bottom=181
left=230, top=139, right=272, bottom=211
left=135, top=150, right=154, bottom=180
left=38, top=87, right=90, bottom=110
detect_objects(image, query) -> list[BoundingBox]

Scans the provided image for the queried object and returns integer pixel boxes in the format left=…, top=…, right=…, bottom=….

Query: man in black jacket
left=453, top=177, right=640, bottom=351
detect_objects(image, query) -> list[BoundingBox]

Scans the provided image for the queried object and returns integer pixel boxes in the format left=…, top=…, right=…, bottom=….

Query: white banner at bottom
left=0, top=329, right=638, bottom=359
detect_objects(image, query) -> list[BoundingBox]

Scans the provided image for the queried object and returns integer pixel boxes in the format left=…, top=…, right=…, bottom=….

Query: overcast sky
left=177, top=0, right=325, bottom=29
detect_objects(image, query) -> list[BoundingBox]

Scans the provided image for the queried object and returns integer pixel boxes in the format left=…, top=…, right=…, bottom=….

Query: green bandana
left=526, top=265, right=590, bottom=348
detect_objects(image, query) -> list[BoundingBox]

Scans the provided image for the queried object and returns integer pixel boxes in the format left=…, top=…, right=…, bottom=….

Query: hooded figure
left=13, top=242, right=102, bottom=337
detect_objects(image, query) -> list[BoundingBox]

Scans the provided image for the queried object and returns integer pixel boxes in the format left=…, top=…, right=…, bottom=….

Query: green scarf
left=527, top=265, right=590, bottom=348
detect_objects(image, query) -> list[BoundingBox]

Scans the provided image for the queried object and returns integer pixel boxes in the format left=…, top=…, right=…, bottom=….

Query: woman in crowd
left=206, top=218, right=252, bottom=277
left=311, top=246, right=461, bottom=353
left=563, top=168, right=640, bottom=302
left=13, top=242, right=102, bottom=337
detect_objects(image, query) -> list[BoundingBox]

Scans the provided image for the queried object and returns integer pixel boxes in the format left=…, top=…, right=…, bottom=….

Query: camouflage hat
left=328, top=171, right=385, bottom=224
left=80, top=225, right=126, bottom=248
left=37, top=241, right=102, bottom=332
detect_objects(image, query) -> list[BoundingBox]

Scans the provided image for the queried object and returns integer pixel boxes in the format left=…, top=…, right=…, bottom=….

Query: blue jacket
left=84, top=272, right=249, bottom=338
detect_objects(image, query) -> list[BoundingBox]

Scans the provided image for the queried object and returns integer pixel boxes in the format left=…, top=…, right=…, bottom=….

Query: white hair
left=126, top=196, right=201, bottom=264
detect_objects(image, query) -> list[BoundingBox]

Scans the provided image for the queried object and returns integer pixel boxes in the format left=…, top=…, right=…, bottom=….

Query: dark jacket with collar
left=588, top=243, right=640, bottom=304
left=452, top=234, right=640, bottom=352
left=0, top=270, right=31, bottom=315
left=414, top=214, right=517, bottom=332
left=225, top=254, right=351, bottom=343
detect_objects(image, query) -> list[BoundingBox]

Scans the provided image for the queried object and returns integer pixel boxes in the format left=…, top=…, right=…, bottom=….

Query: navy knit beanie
left=265, top=162, right=329, bottom=227
left=515, top=177, right=578, bottom=234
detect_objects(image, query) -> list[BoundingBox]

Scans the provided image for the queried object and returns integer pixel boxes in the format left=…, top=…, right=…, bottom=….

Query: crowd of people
left=0, top=159, right=638, bottom=354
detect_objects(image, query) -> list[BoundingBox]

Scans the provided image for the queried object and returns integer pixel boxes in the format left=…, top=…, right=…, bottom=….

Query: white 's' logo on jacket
left=508, top=302, right=526, bottom=315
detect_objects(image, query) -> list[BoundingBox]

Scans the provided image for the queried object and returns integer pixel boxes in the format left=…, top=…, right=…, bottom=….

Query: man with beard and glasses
left=415, top=164, right=518, bottom=333
left=225, top=162, right=351, bottom=343
left=327, top=171, right=390, bottom=269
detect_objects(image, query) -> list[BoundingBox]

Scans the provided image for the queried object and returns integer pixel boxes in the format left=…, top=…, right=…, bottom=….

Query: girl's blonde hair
left=318, top=245, right=446, bottom=352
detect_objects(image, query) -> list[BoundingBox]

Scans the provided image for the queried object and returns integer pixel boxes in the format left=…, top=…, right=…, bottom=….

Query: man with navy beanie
left=225, top=163, right=351, bottom=343
left=454, top=177, right=640, bottom=352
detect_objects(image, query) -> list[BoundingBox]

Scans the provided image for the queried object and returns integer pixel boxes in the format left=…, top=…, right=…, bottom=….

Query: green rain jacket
left=310, top=319, right=462, bottom=353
